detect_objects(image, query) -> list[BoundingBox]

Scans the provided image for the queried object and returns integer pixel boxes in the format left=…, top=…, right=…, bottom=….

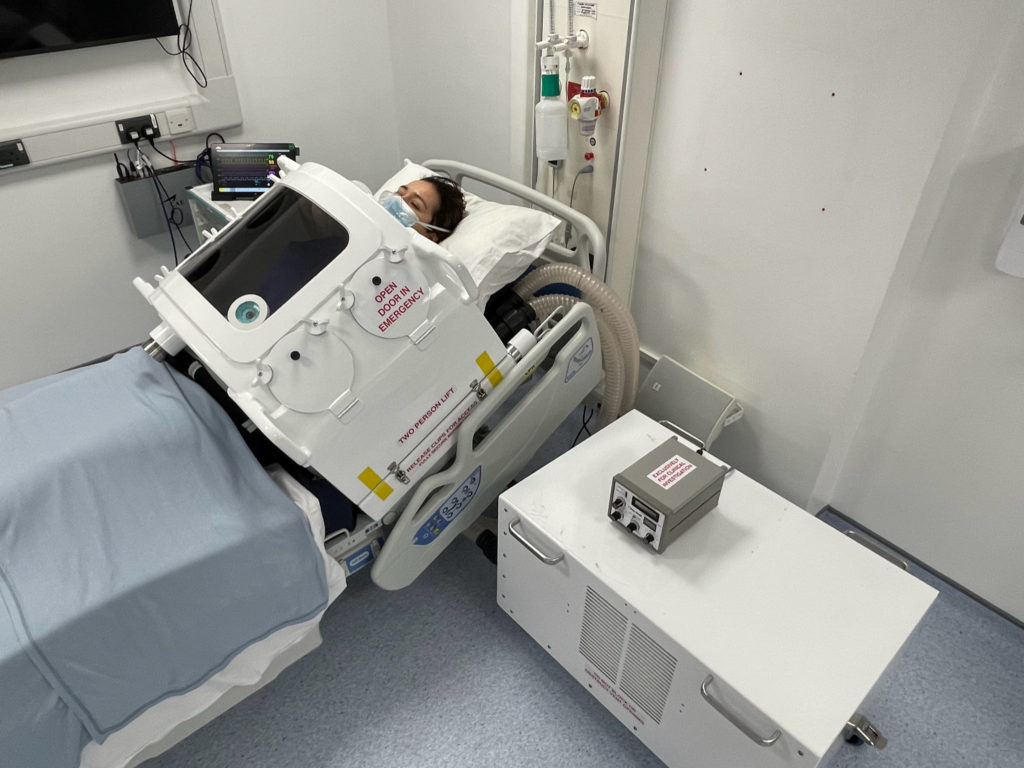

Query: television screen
left=0, top=1, right=180, bottom=60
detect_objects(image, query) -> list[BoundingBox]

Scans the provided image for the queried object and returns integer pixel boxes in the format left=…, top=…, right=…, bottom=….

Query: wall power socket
left=116, top=114, right=160, bottom=145
left=166, top=107, right=196, bottom=135
left=0, top=139, right=30, bottom=169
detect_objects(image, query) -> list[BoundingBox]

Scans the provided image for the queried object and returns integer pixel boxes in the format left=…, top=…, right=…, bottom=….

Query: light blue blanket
left=0, top=348, right=328, bottom=766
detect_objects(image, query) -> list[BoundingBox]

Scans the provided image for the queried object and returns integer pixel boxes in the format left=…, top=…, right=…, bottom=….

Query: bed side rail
left=423, top=158, right=607, bottom=279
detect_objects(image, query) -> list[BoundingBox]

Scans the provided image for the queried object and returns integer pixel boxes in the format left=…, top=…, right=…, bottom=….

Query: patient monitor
left=135, top=158, right=603, bottom=589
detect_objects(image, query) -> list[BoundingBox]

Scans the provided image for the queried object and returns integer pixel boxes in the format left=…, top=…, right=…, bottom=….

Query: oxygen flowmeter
left=569, top=76, right=608, bottom=136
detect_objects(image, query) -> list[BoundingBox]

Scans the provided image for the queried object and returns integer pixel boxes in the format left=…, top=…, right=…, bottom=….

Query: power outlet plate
left=116, top=114, right=160, bottom=144
left=165, top=107, right=195, bottom=135
left=0, top=139, right=30, bottom=169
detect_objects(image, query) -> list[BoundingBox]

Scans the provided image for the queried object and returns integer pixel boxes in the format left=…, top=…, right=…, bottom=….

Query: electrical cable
left=573, top=405, right=594, bottom=445
left=150, top=167, right=180, bottom=265
left=193, top=132, right=225, bottom=183
left=564, top=163, right=594, bottom=245
left=569, top=164, right=593, bottom=208
left=113, top=153, right=131, bottom=181
left=147, top=137, right=195, bottom=166
left=133, top=142, right=195, bottom=265
left=155, top=0, right=207, bottom=88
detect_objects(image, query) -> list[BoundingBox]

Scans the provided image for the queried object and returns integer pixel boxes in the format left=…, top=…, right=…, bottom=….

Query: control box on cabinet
left=609, top=437, right=725, bottom=552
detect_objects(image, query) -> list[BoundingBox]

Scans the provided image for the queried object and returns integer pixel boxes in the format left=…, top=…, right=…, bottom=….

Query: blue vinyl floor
left=145, top=411, right=1024, bottom=768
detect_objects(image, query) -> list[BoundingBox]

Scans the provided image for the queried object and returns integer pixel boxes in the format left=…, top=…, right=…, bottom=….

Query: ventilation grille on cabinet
left=579, top=586, right=628, bottom=681
left=620, top=624, right=677, bottom=724
left=578, top=586, right=678, bottom=725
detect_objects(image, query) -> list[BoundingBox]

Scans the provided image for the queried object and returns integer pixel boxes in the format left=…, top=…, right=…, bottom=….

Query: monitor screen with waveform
left=210, top=143, right=299, bottom=200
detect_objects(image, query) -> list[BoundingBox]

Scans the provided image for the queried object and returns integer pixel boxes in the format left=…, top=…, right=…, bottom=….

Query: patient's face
left=397, top=180, right=441, bottom=240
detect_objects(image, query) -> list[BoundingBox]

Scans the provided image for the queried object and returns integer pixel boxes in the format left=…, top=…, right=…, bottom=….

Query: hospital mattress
left=0, top=349, right=346, bottom=768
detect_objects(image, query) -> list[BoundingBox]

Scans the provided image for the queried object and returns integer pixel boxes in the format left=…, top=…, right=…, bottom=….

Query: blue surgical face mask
left=378, top=191, right=419, bottom=227
left=376, top=190, right=450, bottom=233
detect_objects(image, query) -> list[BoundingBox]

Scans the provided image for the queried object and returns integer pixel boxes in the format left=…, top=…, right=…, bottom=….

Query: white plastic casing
left=507, top=328, right=538, bottom=361
left=134, top=162, right=506, bottom=520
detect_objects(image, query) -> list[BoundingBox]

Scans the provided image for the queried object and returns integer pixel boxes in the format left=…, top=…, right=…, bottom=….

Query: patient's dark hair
left=422, top=175, right=466, bottom=240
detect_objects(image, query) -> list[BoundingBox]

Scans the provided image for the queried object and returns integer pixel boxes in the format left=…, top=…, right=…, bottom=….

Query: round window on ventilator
left=228, top=294, right=269, bottom=329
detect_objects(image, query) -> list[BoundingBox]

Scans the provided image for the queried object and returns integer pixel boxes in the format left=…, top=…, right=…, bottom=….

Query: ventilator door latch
left=388, top=462, right=410, bottom=485
left=469, top=378, right=488, bottom=401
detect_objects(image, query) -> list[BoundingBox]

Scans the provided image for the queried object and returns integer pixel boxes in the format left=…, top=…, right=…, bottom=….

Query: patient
left=385, top=176, right=466, bottom=242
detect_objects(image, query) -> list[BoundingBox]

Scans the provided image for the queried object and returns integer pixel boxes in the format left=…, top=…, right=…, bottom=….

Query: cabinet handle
left=700, top=674, right=782, bottom=747
left=508, top=518, right=564, bottom=565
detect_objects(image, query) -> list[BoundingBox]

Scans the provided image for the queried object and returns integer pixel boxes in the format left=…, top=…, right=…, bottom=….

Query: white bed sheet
left=78, top=468, right=347, bottom=768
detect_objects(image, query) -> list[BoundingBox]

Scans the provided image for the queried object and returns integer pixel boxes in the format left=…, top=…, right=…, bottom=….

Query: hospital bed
left=0, top=158, right=638, bottom=768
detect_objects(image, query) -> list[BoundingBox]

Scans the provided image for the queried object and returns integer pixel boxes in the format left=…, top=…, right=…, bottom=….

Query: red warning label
left=647, top=455, right=696, bottom=490
left=405, top=399, right=480, bottom=474
left=375, top=281, right=426, bottom=333
left=397, top=385, right=456, bottom=445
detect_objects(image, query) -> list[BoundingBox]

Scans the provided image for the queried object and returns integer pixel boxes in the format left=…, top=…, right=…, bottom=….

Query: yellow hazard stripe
left=358, top=467, right=393, bottom=501
left=358, top=467, right=381, bottom=488
left=476, top=351, right=504, bottom=388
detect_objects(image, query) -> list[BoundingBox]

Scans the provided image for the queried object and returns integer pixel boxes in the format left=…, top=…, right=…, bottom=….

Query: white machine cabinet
left=497, top=410, right=936, bottom=767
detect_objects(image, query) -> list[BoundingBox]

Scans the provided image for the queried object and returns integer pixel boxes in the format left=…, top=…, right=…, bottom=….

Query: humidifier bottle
left=535, top=56, right=567, bottom=162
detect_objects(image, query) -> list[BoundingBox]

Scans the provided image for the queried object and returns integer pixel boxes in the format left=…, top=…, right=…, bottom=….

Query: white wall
left=216, top=0, right=401, bottom=185
left=384, top=0, right=516, bottom=176
left=632, top=0, right=1024, bottom=619
left=821, top=11, right=1024, bottom=621
left=632, top=0, right=1009, bottom=505
left=0, top=0, right=400, bottom=390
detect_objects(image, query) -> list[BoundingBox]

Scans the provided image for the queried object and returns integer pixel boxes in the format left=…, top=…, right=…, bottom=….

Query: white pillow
left=376, top=160, right=560, bottom=306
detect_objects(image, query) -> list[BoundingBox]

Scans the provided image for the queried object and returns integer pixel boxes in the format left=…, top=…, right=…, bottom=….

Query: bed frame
left=310, top=158, right=606, bottom=564
left=82, top=159, right=610, bottom=767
